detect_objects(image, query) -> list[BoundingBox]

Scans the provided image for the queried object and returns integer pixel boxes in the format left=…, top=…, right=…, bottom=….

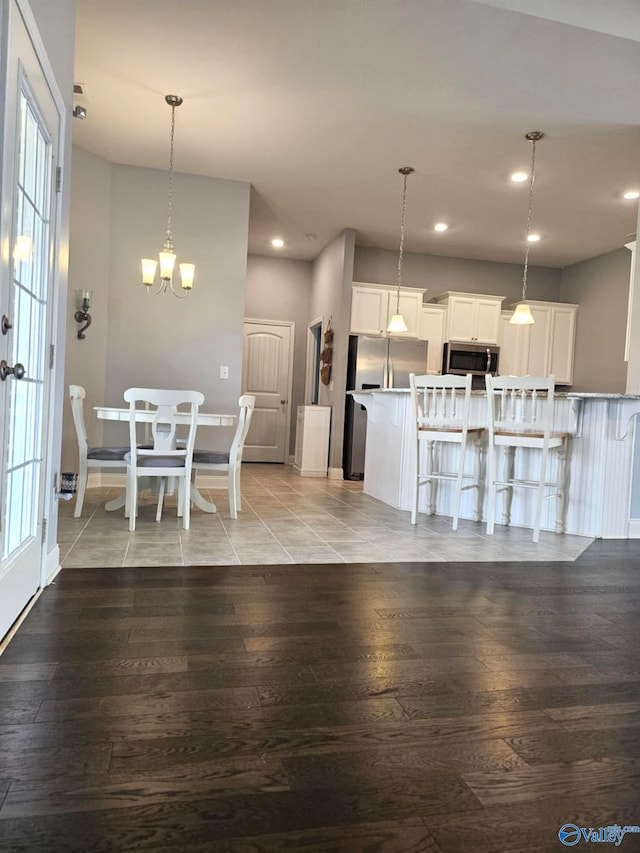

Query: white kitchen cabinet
left=498, top=311, right=530, bottom=377
left=419, top=305, right=446, bottom=373
left=293, top=405, right=331, bottom=477
left=434, top=292, right=504, bottom=343
left=350, top=283, right=426, bottom=337
left=499, top=301, right=578, bottom=384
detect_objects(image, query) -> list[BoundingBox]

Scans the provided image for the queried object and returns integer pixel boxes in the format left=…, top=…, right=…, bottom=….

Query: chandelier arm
left=169, top=279, right=189, bottom=299
left=145, top=279, right=167, bottom=297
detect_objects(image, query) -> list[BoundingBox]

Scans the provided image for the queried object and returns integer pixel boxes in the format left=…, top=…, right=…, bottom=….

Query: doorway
left=242, top=319, right=294, bottom=463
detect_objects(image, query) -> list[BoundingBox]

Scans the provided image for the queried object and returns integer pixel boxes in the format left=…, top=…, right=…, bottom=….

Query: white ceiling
left=73, top=0, right=640, bottom=267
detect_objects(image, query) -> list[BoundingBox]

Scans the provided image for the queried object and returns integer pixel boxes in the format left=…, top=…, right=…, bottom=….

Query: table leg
left=190, top=484, right=217, bottom=514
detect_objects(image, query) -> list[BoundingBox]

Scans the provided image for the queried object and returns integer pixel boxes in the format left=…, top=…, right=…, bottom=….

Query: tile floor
left=58, top=463, right=593, bottom=567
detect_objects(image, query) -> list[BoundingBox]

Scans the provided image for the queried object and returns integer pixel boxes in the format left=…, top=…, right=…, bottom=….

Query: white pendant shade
left=179, top=262, right=195, bottom=290
left=141, top=258, right=158, bottom=286
left=159, top=250, right=176, bottom=281
left=509, top=302, right=535, bottom=325
left=387, top=313, right=408, bottom=333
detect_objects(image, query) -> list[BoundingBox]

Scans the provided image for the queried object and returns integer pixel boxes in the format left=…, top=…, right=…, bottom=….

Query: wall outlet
left=219, top=365, right=229, bottom=380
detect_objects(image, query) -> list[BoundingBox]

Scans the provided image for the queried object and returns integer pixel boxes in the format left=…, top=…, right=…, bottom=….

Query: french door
left=0, top=0, right=61, bottom=639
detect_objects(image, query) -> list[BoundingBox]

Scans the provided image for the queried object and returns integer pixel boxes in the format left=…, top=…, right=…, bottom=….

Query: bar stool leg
left=411, top=436, right=421, bottom=525
left=555, top=441, right=568, bottom=534
left=425, top=439, right=435, bottom=517
left=501, top=447, right=515, bottom=527
left=472, top=435, right=483, bottom=522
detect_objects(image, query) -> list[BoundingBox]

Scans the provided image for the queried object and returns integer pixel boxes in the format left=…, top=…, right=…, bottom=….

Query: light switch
left=219, top=365, right=229, bottom=379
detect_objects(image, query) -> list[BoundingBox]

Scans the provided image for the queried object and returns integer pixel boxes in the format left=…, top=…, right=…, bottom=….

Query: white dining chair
left=123, top=388, right=204, bottom=531
left=192, top=394, right=256, bottom=519
left=485, top=374, right=570, bottom=543
left=409, top=373, right=485, bottom=530
left=69, top=384, right=130, bottom=518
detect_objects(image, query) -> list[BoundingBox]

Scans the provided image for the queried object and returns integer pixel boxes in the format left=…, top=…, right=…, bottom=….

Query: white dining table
left=95, top=406, right=236, bottom=514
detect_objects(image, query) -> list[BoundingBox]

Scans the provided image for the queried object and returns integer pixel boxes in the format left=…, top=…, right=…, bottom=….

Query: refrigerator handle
left=388, top=359, right=394, bottom=389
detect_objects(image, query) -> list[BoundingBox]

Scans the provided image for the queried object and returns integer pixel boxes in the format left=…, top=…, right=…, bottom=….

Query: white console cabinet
left=351, top=283, right=426, bottom=337
left=294, top=405, right=331, bottom=477
left=435, top=292, right=504, bottom=344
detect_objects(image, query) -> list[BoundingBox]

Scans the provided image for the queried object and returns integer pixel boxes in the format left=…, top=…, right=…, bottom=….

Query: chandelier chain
left=166, top=103, right=176, bottom=244
left=521, top=137, right=538, bottom=303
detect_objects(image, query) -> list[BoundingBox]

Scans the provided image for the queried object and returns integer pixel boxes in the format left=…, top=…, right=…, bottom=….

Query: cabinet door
left=387, top=290, right=422, bottom=338
left=528, top=306, right=553, bottom=376
left=499, top=312, right=530, bottom=376
left=447, top=296, right=476, bottom=341
left=475, top=299, right=502, bottom=344
left=550, top=306, right=577, bottom=384
left=351, top=287, right=388, bottom=335
left=420, top=306, right=446, bottom=373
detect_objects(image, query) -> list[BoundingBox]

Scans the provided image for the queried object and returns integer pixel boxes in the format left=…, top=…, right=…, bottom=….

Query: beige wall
left=311, top=230, right=356, bottom=471
left=560, top=247, right=630, bottom=393
left=62, top=146, right=111, bottom=472
left=245, top=255, right=312, bottom=455
left=354, top=245, right=562, bottom=303
left=64, top=147, right=251, bottom=464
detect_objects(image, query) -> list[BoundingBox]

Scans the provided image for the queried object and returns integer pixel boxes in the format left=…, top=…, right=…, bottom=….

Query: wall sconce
left=74, top=290, right=93, bottom=339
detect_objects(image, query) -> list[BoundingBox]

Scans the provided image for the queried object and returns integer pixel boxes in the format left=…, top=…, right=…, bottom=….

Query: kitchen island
left=350, top=389, right=640, bottom=539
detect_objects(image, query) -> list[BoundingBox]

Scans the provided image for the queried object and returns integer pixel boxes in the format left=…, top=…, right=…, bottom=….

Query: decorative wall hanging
left=320, top=319, right=333, bottom=386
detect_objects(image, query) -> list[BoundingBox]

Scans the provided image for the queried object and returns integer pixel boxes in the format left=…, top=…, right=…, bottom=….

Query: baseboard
left=98, top=472, right=126, bottom=487
left=46, top=544, right=61, bottom=584
left=328, top=467, right=344, bottom=480
left=627, top=519, right=640, bottom=538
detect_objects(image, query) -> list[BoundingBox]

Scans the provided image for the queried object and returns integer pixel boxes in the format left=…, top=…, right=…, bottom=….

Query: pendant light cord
left=521, top=137, right=538, bottom=303
left=166, top=103, right=176, bottom=245
left=396, top=167, right=413, bottom=312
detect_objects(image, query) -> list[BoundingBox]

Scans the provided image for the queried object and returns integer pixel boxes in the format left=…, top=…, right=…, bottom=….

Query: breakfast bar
left=351, top=389, right=640, bottom=539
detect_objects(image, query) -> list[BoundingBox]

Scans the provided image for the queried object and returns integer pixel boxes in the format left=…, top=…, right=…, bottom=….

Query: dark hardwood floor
left=1, top=540, right=640, bottom=851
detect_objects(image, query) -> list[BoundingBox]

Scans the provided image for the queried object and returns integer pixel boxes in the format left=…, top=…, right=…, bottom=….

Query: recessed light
left=511, top=172, right=528, bottom=183
left=527, top=233, right=541, bottom=242
left=434, top=223, right=448, bottom=232
left=271, top=238, right=284, bottom=248
left=623, top=190, right=640, bottom=200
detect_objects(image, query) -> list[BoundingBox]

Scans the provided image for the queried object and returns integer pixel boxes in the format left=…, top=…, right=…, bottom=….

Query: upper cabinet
left=418, top=305, right=446, bottom=374
left=434, top=292, right=505, bottom=344
left=499, top=301, right=578, bottom=385
left=350, top=283, right=426, bottom=337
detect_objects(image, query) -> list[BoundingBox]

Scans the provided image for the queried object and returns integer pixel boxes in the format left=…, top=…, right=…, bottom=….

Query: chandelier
left=509, top=131, right=544, bottom=325
left=387, top=166, right=414, bottom=334
left=141, top=95, right=194, bottom=297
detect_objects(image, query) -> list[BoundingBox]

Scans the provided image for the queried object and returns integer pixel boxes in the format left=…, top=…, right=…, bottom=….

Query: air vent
left=73, top=82, right=85, bottom=96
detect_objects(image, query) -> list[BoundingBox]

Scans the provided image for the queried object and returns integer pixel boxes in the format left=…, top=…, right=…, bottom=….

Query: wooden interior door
left=242, top=320, right=293, bottom=463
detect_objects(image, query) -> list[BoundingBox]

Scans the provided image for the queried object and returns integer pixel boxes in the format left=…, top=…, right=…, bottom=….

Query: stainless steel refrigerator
left=343, top=335, right=428, bottom=480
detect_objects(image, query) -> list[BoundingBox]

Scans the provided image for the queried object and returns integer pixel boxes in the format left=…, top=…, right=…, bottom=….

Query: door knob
left=0, top=360, right=25, bottom=381
left=281, top=399, right=287, bottom=405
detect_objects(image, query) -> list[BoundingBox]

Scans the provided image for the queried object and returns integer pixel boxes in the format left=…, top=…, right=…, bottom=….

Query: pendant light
left=509, top=131, right=544, bottom=325
left=387, top=166, right=414, bottom=334
left=141, top=95, right=194, bottom=297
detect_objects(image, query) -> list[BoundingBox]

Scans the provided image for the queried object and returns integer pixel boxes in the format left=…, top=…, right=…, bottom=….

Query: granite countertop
left=348, top=388, right=640, bottom=400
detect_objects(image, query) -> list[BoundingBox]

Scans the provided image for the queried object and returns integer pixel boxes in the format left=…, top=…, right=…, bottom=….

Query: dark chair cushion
left=192, top=449, right=230, bottom=465
left=87, top=446, right=129, bottom=461
left=124, top=452, right=186, bottom=468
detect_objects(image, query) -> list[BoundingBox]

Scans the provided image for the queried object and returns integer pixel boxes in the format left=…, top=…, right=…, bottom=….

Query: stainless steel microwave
left=442, top=342, right=500, bottom=376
